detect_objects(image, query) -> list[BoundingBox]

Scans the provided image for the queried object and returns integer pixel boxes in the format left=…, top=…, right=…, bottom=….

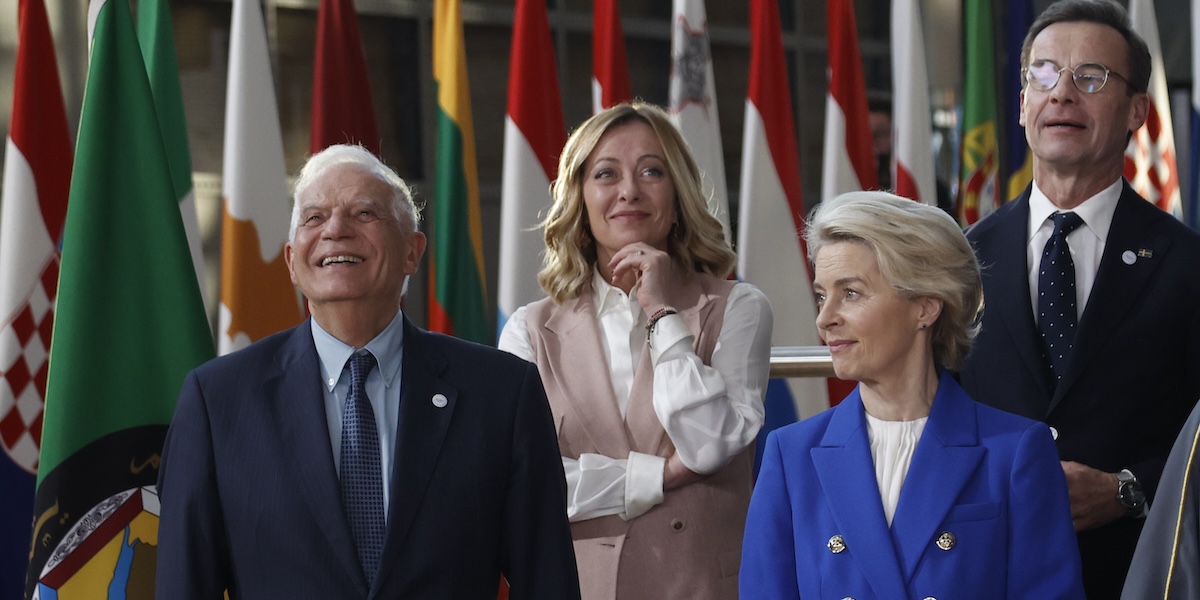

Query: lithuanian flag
left=431, top=0, right=488, bottom=344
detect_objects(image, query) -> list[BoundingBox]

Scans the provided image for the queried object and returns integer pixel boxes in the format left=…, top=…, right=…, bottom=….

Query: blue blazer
left=740, top=372, right=1084, bottom=599
left=959, top=182, right=1200, bottom=595
left=156, top=318, right=580, bottom=599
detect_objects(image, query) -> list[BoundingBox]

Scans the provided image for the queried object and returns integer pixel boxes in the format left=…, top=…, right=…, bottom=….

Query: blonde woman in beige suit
left=498, top=102, right=771, bottom=599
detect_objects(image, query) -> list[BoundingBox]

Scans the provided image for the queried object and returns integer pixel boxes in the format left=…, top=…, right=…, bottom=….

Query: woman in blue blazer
left=741, top=192, right=1084, bottom=599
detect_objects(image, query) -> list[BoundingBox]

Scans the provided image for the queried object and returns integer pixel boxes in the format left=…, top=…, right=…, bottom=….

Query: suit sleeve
left=155, top=370, right=230, bottom=600
left=502, top=362, right=582, bottom=600
left=740, top=431, right=802, bottom=599
left=1007, top=423, right=1086, bottom=599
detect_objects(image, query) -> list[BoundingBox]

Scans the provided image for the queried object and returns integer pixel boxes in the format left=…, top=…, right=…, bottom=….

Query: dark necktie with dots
left=1038, top=212, right=1084, bottom=383
left=340, top=351, right=384, bottom=586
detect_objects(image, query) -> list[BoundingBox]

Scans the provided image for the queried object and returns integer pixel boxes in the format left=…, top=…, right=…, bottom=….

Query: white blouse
left=498, top=273, right=771, bottom=522
left=865, top=413, right=928, bottom=526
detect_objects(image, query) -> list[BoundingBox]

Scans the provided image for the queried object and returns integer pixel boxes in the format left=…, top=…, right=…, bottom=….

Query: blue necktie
left=1038, top=212, right=1084, bottom=382
left=340, top=351, right=384, bottom=585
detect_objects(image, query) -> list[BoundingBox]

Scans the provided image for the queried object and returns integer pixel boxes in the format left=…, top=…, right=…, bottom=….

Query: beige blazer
left=525, top=274, right=751, bottom=600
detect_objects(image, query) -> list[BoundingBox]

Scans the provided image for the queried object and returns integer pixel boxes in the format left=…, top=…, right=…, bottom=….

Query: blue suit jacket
left=156, top=318, right=580, bottom=599
left=959, top=182, right=1200, bottom=595
left=741, top=372, right=1084, bottom=599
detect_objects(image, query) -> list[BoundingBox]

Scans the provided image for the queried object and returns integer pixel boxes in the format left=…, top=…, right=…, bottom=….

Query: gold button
left=936, top=531, right=956, bottom=551
left=828, top=534, right=846, bottom=554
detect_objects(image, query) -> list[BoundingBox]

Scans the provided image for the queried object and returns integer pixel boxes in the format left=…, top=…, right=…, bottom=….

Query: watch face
left=1119, top=480, right=1145, bottom=510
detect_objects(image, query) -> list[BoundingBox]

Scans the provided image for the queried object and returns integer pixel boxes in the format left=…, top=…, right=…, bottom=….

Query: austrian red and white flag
left=1125, top=0, right=1181, bottom=216
left=0, top=0, right=71, bottom=480
left=669, top=0, right=730, bottom=242
left=498, top=0, right=566, bottom=335
left=821, top=0, right=878, bottom=203
left=219, top=0, right=304, bottom=354
left=593, top=0, right=632, bottom=113
left=738, top=0, right=829, bottom=425
left=892, top=0, right=937, bottom=204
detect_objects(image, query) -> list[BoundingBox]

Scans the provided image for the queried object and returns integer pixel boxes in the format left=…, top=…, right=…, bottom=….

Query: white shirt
left=865, top=413, right=928, bottom=526
left=312, top=311, right=405, bottom=515
left=498, top=273, right=771, bottom=522
left=1026, top=179, right=1121, bottom=319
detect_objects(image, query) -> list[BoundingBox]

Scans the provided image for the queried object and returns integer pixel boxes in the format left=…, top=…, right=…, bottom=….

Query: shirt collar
left=1028, top=178, right=1122, bottom=244
left=590, top=269, right=642, bottom=319
left=311, top=310, right=405, bottom=391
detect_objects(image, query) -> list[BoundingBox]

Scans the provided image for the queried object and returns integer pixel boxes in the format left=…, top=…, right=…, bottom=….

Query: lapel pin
left=1137, top=249, right=1153, bottom=259
left=936, top=531, right=956, bottom=551
left=1122, top=250, right=1136, bottom=265
left=827, top=534, right=846, bottom=554
left=432, top=393, right=448, bottom=408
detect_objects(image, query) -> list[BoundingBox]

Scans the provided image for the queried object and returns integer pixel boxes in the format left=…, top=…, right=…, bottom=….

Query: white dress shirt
left=498, top=272, right=771, bottom=522
left=1026, top=179, right=1121, bottom=319
left=312, top=310, right=405, bottom=515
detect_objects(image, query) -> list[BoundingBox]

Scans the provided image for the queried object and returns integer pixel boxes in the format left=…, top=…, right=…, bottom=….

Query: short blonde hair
left=805, top=191, right=983, bottom=370
left=538, top=102, right=734, bottom=303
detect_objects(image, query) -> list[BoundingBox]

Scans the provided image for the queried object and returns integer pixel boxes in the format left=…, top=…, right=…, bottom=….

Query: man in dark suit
left=958, top=1, right=1200, bottom=597
left=155, top=144, right=580, bottom=599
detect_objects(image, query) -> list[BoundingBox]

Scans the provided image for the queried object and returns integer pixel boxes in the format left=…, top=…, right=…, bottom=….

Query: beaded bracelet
left=645, top=306, right=679, bottom=343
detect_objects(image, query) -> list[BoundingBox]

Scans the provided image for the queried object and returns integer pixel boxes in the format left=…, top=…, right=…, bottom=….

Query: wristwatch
left=1117, top=469, right=1146, bottom=517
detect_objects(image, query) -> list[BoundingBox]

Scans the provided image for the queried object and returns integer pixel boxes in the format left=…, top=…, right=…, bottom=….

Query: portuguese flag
left=958, top=0, right=1001, bottom=225
left=430, top=0, right=488, bottom=344
left=26, top=0, right=213, bottom=595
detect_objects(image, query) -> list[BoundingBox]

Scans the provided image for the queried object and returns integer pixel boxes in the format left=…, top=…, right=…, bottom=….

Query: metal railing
left=769, top=346, right=835, bottom=378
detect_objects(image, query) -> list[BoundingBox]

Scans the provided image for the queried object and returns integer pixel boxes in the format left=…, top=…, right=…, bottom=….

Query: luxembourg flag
left=668, top=0, right=730, bottom=242
left=739, top=0, right=831, bottom=473
left=891, top=0, right=937, bottom=205
left=497, top=0, right=566, bottom=336
left=821, top=0, right=878, bottom=204
left=1125, top=0, right=1181, bottom=217
left=592, top=0, right=632, bottom=113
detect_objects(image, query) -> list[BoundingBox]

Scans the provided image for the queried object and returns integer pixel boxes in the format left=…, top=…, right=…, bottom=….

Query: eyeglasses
left=1023, top=60, right=1131, bottom=94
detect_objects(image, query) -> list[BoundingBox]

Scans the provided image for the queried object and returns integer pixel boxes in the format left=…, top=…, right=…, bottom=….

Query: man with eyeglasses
left=956, top=0, right=1200, bottom=597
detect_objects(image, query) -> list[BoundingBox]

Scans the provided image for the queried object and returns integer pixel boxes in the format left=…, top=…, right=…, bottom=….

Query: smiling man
left=956, top=1, right=1200, bottom=597
left=155, top=144, right=580, bottom=599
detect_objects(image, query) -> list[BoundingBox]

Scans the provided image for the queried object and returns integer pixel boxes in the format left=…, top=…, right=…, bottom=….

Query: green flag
left=958, top=0, right=1001, bottom=225
left=137, top=0, right=209, bottom=309
left=26, top=0, right=214, bottom=595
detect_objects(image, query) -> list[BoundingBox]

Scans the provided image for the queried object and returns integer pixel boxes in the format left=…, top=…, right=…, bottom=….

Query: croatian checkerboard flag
left=739, top=0, right=831, bottom=474
left=669, top=0, right=730, bottom=242
left=498, top=0, right=566, bottom=336
left=1125, top=0, right=1181, bottom=217
left=0, top=0, right=71, bottom=594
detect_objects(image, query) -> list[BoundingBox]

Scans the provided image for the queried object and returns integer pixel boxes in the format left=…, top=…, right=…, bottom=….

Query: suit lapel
left=542, top=291, right=632, bottom=457
left=889, top=374, right=984, bottom=580
left=978, top=194, right=1055, bottom=404
left=268, top=321, right=367, bottom=593
left=812, top=392, right=908, bottom=600
left=1054, top=184, right=1170, bottom=409
left=376, top=320, right=459, bottom=583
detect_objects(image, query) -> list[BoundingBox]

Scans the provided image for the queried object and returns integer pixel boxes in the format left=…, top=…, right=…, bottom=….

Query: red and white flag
left=821, top=0, right=878, bottom=203
left=1125, top=0, right=1181, bottom=216
left=498, top=0, right=566, bottom=335
left=593, top=0, right=632, bottom=113
left=219, top=0, right=304, bottom=354
left=669, top=0, right=730, bottom=242
left=892, top=0, right=937, bottom=204
left=311, top=0, right=380, bottom=155
left=0, top=0, right=71, bottom=480
left=738, top=0, right=830, bottom=422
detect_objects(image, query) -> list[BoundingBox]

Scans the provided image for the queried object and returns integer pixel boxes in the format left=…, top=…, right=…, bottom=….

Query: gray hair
left=289, top=144, right=421, bottom=241
left=805, top=191, right=983, bottom=370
